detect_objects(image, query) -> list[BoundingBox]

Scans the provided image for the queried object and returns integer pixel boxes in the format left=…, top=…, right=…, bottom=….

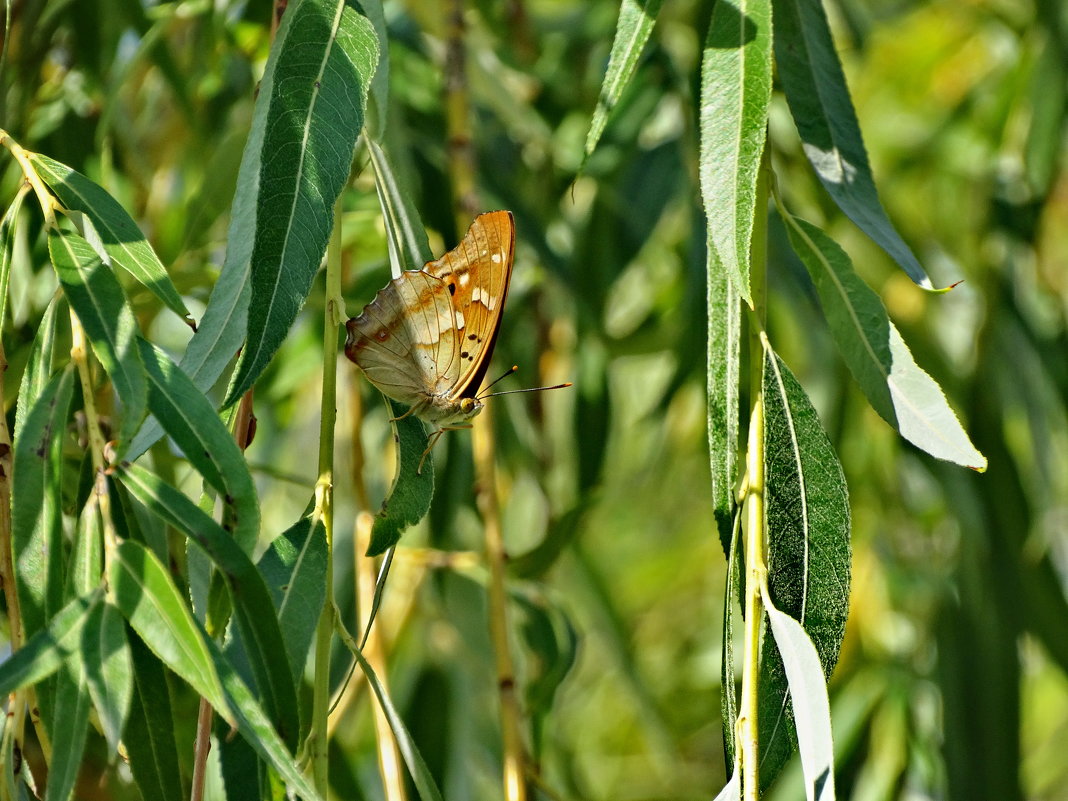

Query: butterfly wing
left=345, top=269, right=461, bottom=408
left=423, top=211, right=515, bottom=399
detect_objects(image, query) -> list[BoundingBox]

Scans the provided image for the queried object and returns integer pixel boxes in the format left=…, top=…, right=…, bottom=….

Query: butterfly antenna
left=478, top=365, right=572, bottom=400
left=478, top=365, right=520, bottom=397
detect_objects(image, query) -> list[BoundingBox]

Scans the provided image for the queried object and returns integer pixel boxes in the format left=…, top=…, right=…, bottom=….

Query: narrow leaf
left=82, top=602, right=132, bottom=756
left=699, top=0, right=773, bottom=305
left=713, top=771, right=741, bottom=801
left=758, top=350, right=850, bottom=788
left=30, top=153, right=192, bottom=322
left=765, top=599, right=836, bottom=801
left=367, top=397, right=434, bottom=556
left=336, top=614, right=445, bottom=801
left=0, top=592, right=100, bottom=698
left=0, top=183, right=29, bottom=330
left=257, top=515, right=328, bottom=682
left=124, top=628, right=185, bottom=801
left=708, top=241, right=741, bottom=558
left=583, top=0, right=663, bottom=160
left=109, top=540, right=232, bottom=725
left=136, top=337, right=260, bottom=554
left=208, top=638, right=324, bottom=801
left=782, top=213, right=986, bottom=470
left=12, top=367, right=74, bottom=639
left=44, top=653, right=92, bottom=801
left=720, top=515, right=741, bottom=773
left=48, top=228, right=147, bottom=453
left=13, top=297, right=61, bottom=436
left=367, top=138, right=432, bottom=272
left=772, top=0, right=933, bottom=288
left=226, top=0, right=379, bottom=404
left=361, top=0, right=390, bottom=139
left=115, top=464, right=299, bottom=746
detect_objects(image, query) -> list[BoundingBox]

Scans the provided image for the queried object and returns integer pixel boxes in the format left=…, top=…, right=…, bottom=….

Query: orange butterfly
left=345, top=211, right=516, bottom=467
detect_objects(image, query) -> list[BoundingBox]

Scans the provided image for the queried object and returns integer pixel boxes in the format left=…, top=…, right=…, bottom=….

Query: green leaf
left=366, top=137, right=432, bottom=272
left=225, top=0, right=379, bottom=405
left=708, top=240, right=741, bottom=558
left=0, top=592, right=100, bottom=698
left=115, top=464, right=299, bottom=747
left=82, top=602, right=132, bottom=756
left=361, top=0, right=390, bottom=140
left=44, top=651, right=92, bottom=801
left=781, top=213, right=986, bottom=470
left=699, top=0, right=773, bottom=305
left=335, top=613, right=445, bottom=801
left=48, top=228, right=147, bottom=453
left=108, top=539, right=232, bottom=725
left=124, top=628, right=185, bottom=801
left=367, top=396, right=434, bottom=556
left=772, top=0, right=933, bottom=289
left=45, top=633, right=95, bottom=800
left=13, top=297, right=61, bottom=436
left=758, top=350, right=851, bottom=788
left=0, top=184, right=29, bottom=330
left=714, top=772, right=741, bottom=801
left=257, top=515, right=328, bottom=683
left=208, top=637, right=324, bottom=801
left=583, top=0, right=663, bottom=161
left=765, top=599, right=836, bottom=801
left=30, top=153, right=192, bottom=322
left=720, top=514, right=741, bottom=775
left=136, top=337, right=260, bottom=554
left=12, top=366, right=74, bottom=640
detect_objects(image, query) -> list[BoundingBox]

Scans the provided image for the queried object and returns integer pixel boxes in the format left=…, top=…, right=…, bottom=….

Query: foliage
left=0, top=0, right=1066, bottom=800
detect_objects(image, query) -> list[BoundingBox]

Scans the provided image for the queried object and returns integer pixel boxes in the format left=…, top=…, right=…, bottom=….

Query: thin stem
left=189, top=699, right=214, bottom=801
left=353, top=512, right=407, bottom=801
left=738, top=396, right=766, bottom=801
left=0, top=130, right=59, bottom=229
left=474, top=411, right=527, bottom=801
left=310, top=193, right=345, bottom=792
left=443, top=0, right=479, bottom=228
left=738, top=142, right=771, bottom=801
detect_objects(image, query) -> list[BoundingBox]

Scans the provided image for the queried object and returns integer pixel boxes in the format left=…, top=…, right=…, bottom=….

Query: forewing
left=345, top=270, right=460, bottom=404
left=424, top=211, right=515, bottom=398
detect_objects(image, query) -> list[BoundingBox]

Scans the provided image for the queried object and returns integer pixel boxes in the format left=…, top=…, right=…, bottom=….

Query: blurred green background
left=2, top=0, right=1066, bottom=799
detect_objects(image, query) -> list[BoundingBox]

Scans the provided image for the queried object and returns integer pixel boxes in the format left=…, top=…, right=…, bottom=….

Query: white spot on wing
left=471, top=287, right=497, bottom=310
left=491, top=253, right=502, bottom=264
left=459, top=273, right=470, bottom=286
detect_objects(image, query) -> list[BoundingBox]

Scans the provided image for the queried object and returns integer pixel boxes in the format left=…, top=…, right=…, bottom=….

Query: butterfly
left=344, top=211, right=516, bottom=468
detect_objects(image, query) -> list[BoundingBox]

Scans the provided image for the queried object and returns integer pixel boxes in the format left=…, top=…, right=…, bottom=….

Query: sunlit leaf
left=758, top=349, right=850, bottom=788
left=109, top=540, right=232, bottom=725
left=115, top=463, right=299, bottom=747
left=12, top=367, right=74, bottom=641
left=48, top=227, right=147, bottom=453
left=765, top=598, right=837, bottom=801
left=44, top=651, right=92, bottom=801
left=136, top=337, right=260, bottom=554
left=30, top=153, right=192, bottom=322
left=367, top=138, right=432, bottom=273
left=772, top=0, right=934, bottom=289
left=583, top=0, right=663, bottom=161
left=781, top=212, right=986, bottom=470
left=699, top=0, right=772, bottom=305
left=225, top=0, right=379, bottom=404
left=0, top=592, right=100, bottom=698
left=708, top=240, right=741, bottom=558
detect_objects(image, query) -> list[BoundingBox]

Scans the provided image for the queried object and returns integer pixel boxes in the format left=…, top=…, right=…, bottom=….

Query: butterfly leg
left=417, top=423, right=474, bottom=475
